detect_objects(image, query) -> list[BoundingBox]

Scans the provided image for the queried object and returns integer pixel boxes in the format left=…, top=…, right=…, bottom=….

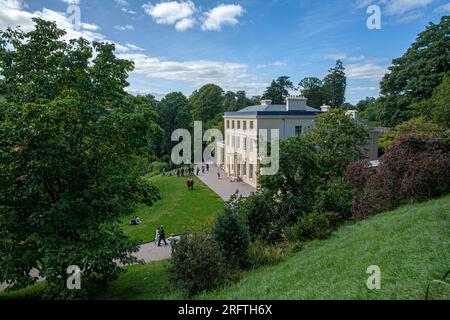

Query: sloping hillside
left=201, top=195, right=450, bottom=300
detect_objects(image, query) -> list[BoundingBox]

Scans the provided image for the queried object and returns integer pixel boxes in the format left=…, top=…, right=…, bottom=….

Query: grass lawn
left=121, top=174, right=225, bottom=244
left=2, top=194, right=449, bottom=300
left=200, top=194, right=450, bottom=300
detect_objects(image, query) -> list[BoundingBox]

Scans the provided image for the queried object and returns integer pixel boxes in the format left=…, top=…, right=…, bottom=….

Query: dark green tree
left=322, top=60, right=347, bottom=108
left=156, top=92, right=192, bottom=156
left=379, top=16, right=450, bottom=126
left=189, top=84, right=224, bottom=124
left=298, top=77, right=325, bottom=108
left=262, top=76, right=293, bottom=104
left=0, top=18, right=161, bottom=299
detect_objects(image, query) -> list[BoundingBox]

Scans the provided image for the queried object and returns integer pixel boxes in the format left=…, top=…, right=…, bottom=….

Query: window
left=226, top=120, right=230, bottom=129
left=295, top=126, right=303, bottom=137
left=249, top=164, right=254, bottom=179
left=244, top=138, right=247, bottom=151
left=237, top=121, right=241, bottom=130
left=232, top=120, right=235, bottom=129
left=250, top=121, right=254, bottom=130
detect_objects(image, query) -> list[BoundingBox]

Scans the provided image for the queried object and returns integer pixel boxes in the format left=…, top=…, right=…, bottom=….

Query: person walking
left=217, top=169, right=221, bottom=180
left=190, top=179, right=194, bottom=191
left=158, top=226, right=168, bottom=246
left=155, top=227, right=160, bottom=245
left=196, top=167, right=200, bottom=176
left=186, top=179, right=191, bottom=191
left=206, top=163, right=210, bottom=172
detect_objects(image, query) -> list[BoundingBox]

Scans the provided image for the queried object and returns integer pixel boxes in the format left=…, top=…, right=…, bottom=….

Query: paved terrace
left=197, top=165, right=256, bottom=201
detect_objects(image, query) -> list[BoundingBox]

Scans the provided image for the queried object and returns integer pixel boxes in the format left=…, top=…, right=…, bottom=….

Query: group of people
left=130, top=216, right=142, bottom=226
left=162, top=162, right=212, bottom=179
left=186, top=178, right=195, bottom=191
left=155, top=226, right=167, bottom=247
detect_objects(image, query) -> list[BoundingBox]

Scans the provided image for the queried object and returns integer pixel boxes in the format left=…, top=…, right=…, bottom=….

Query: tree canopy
left=262, top=76, right=293, bottom=104
left=0, top=18, right=162, bottom=299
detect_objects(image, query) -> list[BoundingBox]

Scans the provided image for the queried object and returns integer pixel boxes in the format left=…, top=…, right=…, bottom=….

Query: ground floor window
left=249, top=164, right=254, bottom=179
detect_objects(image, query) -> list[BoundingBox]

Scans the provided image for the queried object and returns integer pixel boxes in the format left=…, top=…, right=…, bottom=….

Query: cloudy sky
left=0, top=0, right=449, bottom=103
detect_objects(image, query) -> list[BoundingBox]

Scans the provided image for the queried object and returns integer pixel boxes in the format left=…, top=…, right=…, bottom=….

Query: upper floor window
left=243, top=121, right=247, bottom=131
left=232, top=120, right=235, bottom=129
left=295, top=126, right=303, bottom=137
left=250, top=121, right=254, bottom=130
left=226, top=120, right=230, bottom=129
left=237, top=121, right=241, bottom=130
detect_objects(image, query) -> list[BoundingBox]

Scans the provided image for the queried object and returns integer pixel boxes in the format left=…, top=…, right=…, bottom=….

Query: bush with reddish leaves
left=347, top=133, right=450, bottom=219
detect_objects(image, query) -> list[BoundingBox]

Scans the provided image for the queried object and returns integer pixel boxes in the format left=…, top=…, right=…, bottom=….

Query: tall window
left=243, top=121, right=247, bottom=131
left=295, top=126, right=303, bottom=137
left=250, top=121, right=254, bottom=130
left=226, top=120, right=230, bottom=129
left=237, top=121, right=241, bottom=130
left=243, top=138, right=247, bottom=151
left=232, top=120, right=235, bottom=129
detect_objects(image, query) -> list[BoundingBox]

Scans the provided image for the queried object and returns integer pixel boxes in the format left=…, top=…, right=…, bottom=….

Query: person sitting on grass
left=130, top=216, right=142, bottom=226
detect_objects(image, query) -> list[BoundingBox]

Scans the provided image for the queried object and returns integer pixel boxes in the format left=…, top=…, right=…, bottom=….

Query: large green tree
left=0, top=19, right=161, bottom=299
left=262, top=76, right=293, bottom=105
left=189, top=84, right=224, bottom=125
left=156, top=92, right=192, bottom=157
left=322, top=60, right=347, bottom=108
left=298, top=77, right=325, bottom=108
left=378, top=16, right=450, bottom=126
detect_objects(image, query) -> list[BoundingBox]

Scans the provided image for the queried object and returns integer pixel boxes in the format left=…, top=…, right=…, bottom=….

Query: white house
left=215, top=96, right=380, bottom=189
left=216, top=96, right=323, bottom=188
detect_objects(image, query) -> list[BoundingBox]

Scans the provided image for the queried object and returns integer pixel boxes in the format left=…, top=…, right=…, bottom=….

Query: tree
left=298, top=77, right=325, bottom=108
left=212, top=207, right=250, bottom=270
left=379, top=16, right=450, bottom=126
left=262, top=76, right=293, bottom=104
left=156, top=92, right=192, bottom=156
left=429, top=76, right=450, bottom=129
left=307, top=108, right=369, bottom=179
left=0, top=19, right=162, bottom=299
left=322, top=60, right=347, bottom=108
left=189, top=84, right=224, bottom=124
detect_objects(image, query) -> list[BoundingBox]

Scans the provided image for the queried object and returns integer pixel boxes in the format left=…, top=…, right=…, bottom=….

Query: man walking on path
left=217, top=170, right=221, bottom=180
left=158, top=226, right=168, bottom=247
left=206, top=163, right=210, bottom=172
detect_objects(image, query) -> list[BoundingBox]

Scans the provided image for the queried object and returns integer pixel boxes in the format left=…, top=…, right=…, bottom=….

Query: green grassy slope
left=200, top=195, right=450, bottom=300
left=121, top=175, right=225, bottom=244
left=2, top=195, right=449, bottom=300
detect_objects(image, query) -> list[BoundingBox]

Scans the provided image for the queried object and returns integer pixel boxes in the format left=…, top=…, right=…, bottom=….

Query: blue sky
left=0, top=0, right=449, bottom=103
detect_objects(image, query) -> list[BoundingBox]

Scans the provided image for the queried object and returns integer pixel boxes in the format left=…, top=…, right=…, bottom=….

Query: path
left=0, top=237, right=178, bottom=292
left=197, top=165, right=256, bottom=201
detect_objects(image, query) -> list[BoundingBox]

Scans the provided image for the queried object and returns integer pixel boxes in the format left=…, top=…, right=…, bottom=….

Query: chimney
left=346, top=110, right=358, bottom=119
left=286, top=95, right=307, bottom=111
left=260, top=99, right=272, bottom=106
left=320, top=103, right=331, bottom=112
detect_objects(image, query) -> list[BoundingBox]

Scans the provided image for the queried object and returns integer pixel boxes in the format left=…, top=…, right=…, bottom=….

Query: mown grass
left=120, top=174, right=225, bottom=244
left=2, top=195, right=449, bottom=300
left=200, top=195, right=450, bottom=300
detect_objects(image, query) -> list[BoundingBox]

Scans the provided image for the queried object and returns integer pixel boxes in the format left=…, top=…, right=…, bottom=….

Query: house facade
left=217, top=96, right=323, bottom=188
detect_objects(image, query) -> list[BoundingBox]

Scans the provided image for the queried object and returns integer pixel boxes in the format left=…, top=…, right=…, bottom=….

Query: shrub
left=212, top=208, right=250, bottom=270
left=168, top=234, right=226, bottom=298
left=248, top=240, right=288, bottom=267
left=348, top=133, right=450, bottom=219
left=288, top=212, right=332, bottom=242
left=314, top=178, right=354, bottom=221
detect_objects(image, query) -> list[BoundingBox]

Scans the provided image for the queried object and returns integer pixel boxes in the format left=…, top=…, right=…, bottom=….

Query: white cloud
left=384, top=0, right=434, bottom=16
left=273, top=61, right=287, bottom=67
left=346, top=63, right=388, bottom=81
left=143, top=1, right=196, bottom=26
left=114, top=24, right=134, bottom=31
left=355, top=0, right=436, bottom=23
left=325, top=54, right=366, bottom=62
left=202, top=4, right=244, bottom=31
left=61, top=0, right=80, bottom=4
left=175, top=18, right=195, bottom=31
left=434, top=2, right=450, bottom=13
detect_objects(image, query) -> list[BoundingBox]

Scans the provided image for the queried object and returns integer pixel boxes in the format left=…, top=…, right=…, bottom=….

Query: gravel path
left=0, top=237, right=178, bottom=292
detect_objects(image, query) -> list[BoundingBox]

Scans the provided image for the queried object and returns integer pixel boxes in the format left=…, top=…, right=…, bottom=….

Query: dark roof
left=225, top=104, right=322, bottom=117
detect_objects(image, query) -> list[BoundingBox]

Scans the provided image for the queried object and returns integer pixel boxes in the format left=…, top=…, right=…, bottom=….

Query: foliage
left=322, top=60, right=347, bottom=108
left=262, top=76, right=293, bottom=104
left=313, top=178, right=354, bottom=221
left=168, top=234, right=226, bottom=298
left=287, top=212, right=332, bottom=242
left=348, top=134, right=450, bottom=219
left=189, top=84, right=224, bottom=126
left=380, top=117, right=444, bottom=148
left=306, top=108, right=369, bottom=179
left=378, top=16, right=450, bottom=126
left=223, top=90, right=250, bottom=112
left=212, top=208, right=250, bottom=270
left=298, top=77, right=325, bottom=108
left=156, top=92, right=192, bottom=156
left=261, top=137, right=321, bottom=215
left=0, top=19, right=161, bottom=299
left=248, top=240, right=289, bottom=267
